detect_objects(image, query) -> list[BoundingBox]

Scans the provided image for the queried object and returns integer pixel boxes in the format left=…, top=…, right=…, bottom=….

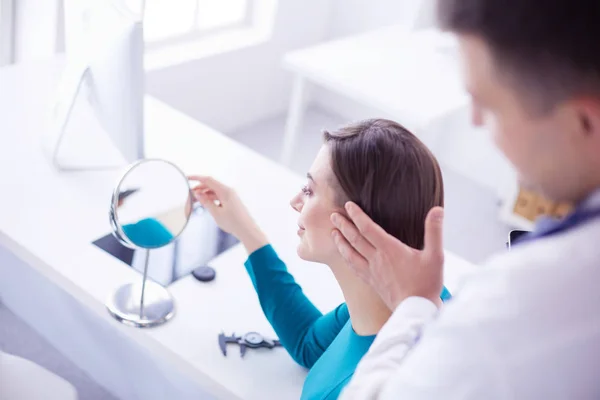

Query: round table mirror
left=106, top=159, right=192, bottom=328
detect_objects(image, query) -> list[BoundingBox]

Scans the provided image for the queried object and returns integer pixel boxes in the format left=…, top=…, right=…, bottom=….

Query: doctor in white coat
left=333, top=0, right=600, bottom=399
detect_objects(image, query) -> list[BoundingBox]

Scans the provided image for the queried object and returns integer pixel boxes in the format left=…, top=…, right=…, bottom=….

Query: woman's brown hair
left=324, top=119, right=444, bottom=250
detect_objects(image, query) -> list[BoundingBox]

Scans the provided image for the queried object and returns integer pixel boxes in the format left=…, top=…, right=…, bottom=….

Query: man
left=333, top=1, right=600, bottom=398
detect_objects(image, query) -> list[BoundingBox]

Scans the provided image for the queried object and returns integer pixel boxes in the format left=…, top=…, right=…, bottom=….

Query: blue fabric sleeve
left=244, top=245, right=349, bottom=369
left=441, top=285, right=452, bottom=302
left=122, top=218, right=174, bottom=248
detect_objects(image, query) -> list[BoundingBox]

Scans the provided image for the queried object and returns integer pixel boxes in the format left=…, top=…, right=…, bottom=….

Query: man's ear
left=574, top=97, right=600, bottom=137
left=579, top=113, right=592, bottom=135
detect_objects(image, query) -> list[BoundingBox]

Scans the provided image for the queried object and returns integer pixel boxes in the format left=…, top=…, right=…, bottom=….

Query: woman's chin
left=296, top=243, right=308, bottom=260
left=297, top=242, right=316, bottom=262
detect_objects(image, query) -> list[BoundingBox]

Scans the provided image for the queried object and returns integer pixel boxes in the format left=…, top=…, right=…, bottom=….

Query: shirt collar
left=578, top=188, right=600, bottom=212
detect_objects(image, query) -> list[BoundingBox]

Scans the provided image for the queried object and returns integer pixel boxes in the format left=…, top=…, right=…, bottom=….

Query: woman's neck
left=329, top=259, right=392, bottom=336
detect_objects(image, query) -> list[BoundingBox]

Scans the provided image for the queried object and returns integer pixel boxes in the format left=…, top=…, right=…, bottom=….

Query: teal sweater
left=122, top=218, right=174, bottom=248
left=244, top=245, right=451, bottom=400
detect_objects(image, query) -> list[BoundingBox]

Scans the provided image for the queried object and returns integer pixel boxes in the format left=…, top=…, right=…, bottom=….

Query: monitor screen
left=94, top=209, right=238, bottom=286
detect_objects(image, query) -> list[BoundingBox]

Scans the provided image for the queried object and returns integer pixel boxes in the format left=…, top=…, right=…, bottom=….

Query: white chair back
left=0, top=350, right=78, bottom=400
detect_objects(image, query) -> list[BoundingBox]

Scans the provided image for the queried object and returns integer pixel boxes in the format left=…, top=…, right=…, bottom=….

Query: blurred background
left=0, top=1, right=532, bottom=398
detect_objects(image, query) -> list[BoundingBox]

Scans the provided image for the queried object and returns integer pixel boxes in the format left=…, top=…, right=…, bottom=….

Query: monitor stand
left=43, top=61, right=129, bottom=171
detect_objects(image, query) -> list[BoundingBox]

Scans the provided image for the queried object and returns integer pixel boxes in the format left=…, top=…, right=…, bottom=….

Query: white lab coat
left=341, top=191, right=600, bottom=400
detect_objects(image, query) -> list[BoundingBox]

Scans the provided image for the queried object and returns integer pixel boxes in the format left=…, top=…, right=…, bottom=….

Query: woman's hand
left=188, top=175, right=268, bottom=254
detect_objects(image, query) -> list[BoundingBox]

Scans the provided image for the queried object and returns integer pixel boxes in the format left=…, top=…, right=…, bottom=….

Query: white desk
left=281, top=26, right=468, bottom=166
left=0, top=57, right=477, bottom=400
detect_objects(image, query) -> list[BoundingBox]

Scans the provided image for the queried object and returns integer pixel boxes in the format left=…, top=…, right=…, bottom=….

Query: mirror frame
left=109, top=158, right=193, bottom=250
left=106, top=158, right=193, bottom=328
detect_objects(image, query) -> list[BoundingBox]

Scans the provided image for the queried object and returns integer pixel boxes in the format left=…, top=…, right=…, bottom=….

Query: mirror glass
left=113, top=159, right=192, bottom=249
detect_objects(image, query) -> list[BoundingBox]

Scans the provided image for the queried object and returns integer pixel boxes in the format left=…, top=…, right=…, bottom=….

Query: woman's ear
left=332, top=202, right=350, bottom=220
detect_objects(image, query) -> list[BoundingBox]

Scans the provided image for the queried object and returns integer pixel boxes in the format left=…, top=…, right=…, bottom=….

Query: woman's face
left=290, top=145, right=343, bottom=264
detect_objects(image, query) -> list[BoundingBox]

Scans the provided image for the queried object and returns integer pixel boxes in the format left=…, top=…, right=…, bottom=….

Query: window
left=126, top=0, right=252, bottom=49
left=0, top=0, right=15, bottom=65
left=139, top=0, right=277, bottom=70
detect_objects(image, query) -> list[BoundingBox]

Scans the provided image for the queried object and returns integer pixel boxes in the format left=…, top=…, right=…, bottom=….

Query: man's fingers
left=423, top=207, right=445, bottom=266
left=344, top=202, right=393, bottom=248
left=332, top=229, right=370, bottom=279
left=331, top=212, right=376, bottom=260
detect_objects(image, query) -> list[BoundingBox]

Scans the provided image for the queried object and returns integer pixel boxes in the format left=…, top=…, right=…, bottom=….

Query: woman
left=190, top=119, right=450, bottom=400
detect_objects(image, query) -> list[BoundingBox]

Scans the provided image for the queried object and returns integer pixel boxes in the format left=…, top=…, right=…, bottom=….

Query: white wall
left=327, top=0, right=434, bottom=38
left=310, top=0, right=438, bottom=125
left=146, top=0, right=335, bottom=134
left=429, top=109, right=516, bottom=197
left=13, top=0, right=61, bottom=63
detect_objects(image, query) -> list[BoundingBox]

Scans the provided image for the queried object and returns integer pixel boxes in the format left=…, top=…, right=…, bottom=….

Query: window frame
left=143, top=0, right=255, bottom=51
left=0, top=0, right=15, bottom=66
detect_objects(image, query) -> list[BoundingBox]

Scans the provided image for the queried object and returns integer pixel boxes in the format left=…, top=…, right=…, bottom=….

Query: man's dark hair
left=324, top=119, right=444, bottom=250
left=437, top=0, right=600, bottom=112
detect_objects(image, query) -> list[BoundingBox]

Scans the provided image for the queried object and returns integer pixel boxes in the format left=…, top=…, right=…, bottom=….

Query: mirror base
left=106, top=282, right=175, bottom=328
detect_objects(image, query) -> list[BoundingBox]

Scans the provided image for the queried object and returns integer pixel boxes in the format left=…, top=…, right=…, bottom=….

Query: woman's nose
left=290, top=192, right=303, bottom=213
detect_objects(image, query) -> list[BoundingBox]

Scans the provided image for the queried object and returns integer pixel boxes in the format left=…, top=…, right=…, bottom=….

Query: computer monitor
left=43, top=0, right=144, bottom=170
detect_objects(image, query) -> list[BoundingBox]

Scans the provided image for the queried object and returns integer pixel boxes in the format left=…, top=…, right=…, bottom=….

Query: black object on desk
left=93, top=233, right=135, bottom=266
left=191, top=265, right=216, bottom=282
left=506, top=229, right=530, bottom=250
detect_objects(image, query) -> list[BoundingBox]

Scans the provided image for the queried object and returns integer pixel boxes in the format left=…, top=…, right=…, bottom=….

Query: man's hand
left=331, top=203, right=445, bottom=310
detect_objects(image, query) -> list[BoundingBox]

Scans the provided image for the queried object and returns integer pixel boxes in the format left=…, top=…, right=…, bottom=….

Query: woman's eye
left=301, top=185, right=313, bottom=196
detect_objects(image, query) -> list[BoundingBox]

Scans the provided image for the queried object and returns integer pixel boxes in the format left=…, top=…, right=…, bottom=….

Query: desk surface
left=283, top=26, right=468, bottom=132
left=0, top=57, right=477, bottom=399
